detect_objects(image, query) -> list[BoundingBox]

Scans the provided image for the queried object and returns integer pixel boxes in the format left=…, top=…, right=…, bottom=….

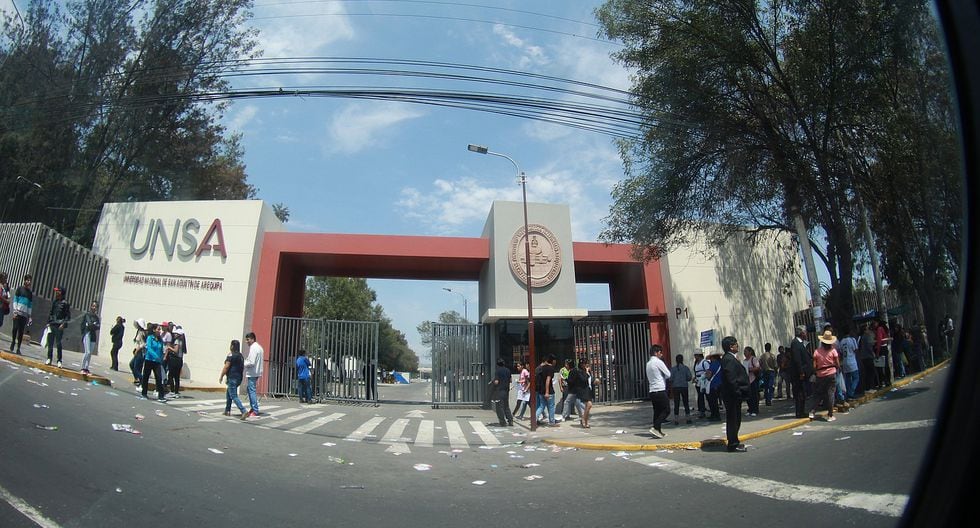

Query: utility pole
left=792, top=206, right=826, bottom=333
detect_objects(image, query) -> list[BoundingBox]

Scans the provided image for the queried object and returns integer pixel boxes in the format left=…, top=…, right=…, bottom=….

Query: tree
left=416, top=310, right=469, bottom=350
left=272, top=202, right=290, bottom=223
left=0, top=0, right=258, bottom=243
left=303, top=277, right=420, bottom=372
left=595, top=0, right=955, bottom=329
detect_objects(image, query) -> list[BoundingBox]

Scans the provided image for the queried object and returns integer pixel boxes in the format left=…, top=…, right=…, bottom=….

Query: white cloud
left=492, top=24, right=549, bottom=69
left=251, top=4, right=355, bottom=59
left=325, top=102, right=425, bottom=154
left=226, top=104, right=259, bottom=133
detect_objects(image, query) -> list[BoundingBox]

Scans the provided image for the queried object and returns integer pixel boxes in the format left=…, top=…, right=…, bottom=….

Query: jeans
left=672, top=387, right=690, bottom=417
left=9, top=315, right=28, bottom=353
left=298, top=377, right=312, bottom=402
left=843, top=370, right=860, bottom=399
left=140, top=360, right=164, bottom=399
left=492, top=388, right=513, bottom=425
left=562, top=393, right=586, bottom=420
left=130, top=351, right=144, bottom=384
left=514, top=399, right=529, bottom=418
left=810, top=375, right=837, bottom=416
left=535, top=393, right=556, bottom=424
left=777, top=372, right=792, bottom=399
left=246, top=376, right=260, bottom=413
left=81, top=334, right=95, bottom=371
left=46, top=324, right=64, bottom=362
left=762, top=371, right=776, bottom=404
left=226, top=377, right=246, bottom=413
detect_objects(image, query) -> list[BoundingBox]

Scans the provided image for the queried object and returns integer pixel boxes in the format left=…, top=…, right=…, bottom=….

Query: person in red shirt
left=810, top=330, right=842, bottom=422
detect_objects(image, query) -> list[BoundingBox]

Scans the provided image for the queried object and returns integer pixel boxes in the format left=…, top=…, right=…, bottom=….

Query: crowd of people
left=509, top=355, right=595, bottom=429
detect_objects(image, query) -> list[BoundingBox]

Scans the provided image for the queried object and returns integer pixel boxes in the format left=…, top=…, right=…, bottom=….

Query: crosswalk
left=164, top=398, right=512, bottom=451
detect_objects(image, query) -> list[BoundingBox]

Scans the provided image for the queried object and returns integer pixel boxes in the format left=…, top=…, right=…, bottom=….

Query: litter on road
left=413, top=463, right=432, bottom=471
left=111, top=424, right=141, bottom=435
left=523, top=475, right=543, bottom=481
left=471, top=481, right=487, bottom=486
left=34, top=424, right=58, bottom=431
left=322, top=442, right=337, bottom=447
left=208, top=448, right=224, bottom=454
left=33, top=403, right=49, bottom=409
left=135, top=414, right=145, bottom=421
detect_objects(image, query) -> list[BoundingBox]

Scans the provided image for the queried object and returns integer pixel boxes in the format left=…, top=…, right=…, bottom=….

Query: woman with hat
left=811, top=330, right=842, bottom=421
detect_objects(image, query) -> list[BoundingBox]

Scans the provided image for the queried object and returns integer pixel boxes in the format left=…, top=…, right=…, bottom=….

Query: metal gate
left=430, top=323, right=489, bottom=408
left=269, top=316, right=379, bottom=404
left=573, top=320, right=650, bottom=403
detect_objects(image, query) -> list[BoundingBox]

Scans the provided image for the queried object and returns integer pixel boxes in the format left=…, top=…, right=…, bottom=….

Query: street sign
left=699, top=329, right=715, bottom=348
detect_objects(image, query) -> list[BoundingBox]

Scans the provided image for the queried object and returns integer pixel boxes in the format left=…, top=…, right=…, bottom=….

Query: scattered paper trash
left=69, top=392, right=79, bottom=396
left=135, top=414, right=145, bottom=421
left=506, top=451, right=516, bottom=455
left=835, top=436, right=851, bottom=441
left=521, top=463, right=540, bottom=468
left=792, top=432, right=804, bottom=436
left=154, top=410, right=167, bottom=417
left=451, top=449, right=463, bottom=453
left=340, top=485, right=364, bottom=489
left=196, top=411, right=209, bottom=416
left=208, top=448, right=224, bottom=454
left=322, top=442, right=337, bottom=447
left=594, top=457, right=605, bottom=461
left=106, top=391, right=120, bottom=396
left=112, top=424, right=141, bottom=435
left=471, top=480, right=487, bottom=486
left=648, top=462, right=669, bottom=467
left=328, top=456, right=346, bottom=464
left=413, top=463, right=432, bottom=471
left=33, top=403, right=49, bottom=409
left=523, top=475, right=543, bottom=481
left=509, top=455, right=525, bottom=459
left=115, top=488, right=122, bottom=493
left=288, top=453, right=298, bottom=457
left=614, top=429, right=628, bottom=434
left=34, top=424, right=58, bottom=431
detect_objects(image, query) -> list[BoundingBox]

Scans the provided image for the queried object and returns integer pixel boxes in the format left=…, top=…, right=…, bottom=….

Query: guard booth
left=269, top=316, right=380, bottom=405
left=430, top=323, right=490, bottom=407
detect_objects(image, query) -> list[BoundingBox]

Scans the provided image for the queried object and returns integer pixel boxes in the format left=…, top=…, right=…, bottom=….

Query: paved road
left=0, top=357, right=944, bottom=527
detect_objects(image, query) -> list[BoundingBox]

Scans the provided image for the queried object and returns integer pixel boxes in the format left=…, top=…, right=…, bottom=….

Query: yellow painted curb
left=540, top=360, right=950, bottom=451
left=0, top=350, right=112, bottom=386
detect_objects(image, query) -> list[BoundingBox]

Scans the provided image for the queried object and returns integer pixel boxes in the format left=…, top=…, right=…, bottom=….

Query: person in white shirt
left=693, top=352, right=710, bottom=418
left=243, top=332, right=264, bottom=417
left=645, top=344, right=671, bottom=439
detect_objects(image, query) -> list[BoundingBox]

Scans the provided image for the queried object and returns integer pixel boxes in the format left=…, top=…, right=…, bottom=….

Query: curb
left=540, top=359, right=950, bottom=451
left=0, top=350, right=112, bottom=386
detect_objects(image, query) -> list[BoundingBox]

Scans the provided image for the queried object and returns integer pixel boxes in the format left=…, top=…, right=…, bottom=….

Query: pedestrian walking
left=760, top=343, right=777, bottom=406
left=789, top=325, right=812, bottom=419
left=45, top=285, right=70, bottom=368
left=534, top=355, right=558, bottom=426
left=490, top=358, right=514, bottom=427
left=556, top=358, right=573, bottom=420
left=140, top=323, right=166, bottom=402
left=742, top=346, right=761, bottom=416
left=776, top=345, right=792, bottom=399
left=296, top=348, right=313, bottom=403
left=720, top=336, right=749, bottom=452
left=167, top=326, right=186, bottom=397
left=513, top=361, right=531, bottom=419
left=109, top=316, right=125, bottom=371
left=693, top=352, right=709, bottom=418
left=670, top=354, right=693, bottom=424
left=219, top=339, right=248, bottom=420
left=575, top=360, right=594, bottom=428
left=646, top=344, right=671, bottom=439
left=809, top=330, right=841, bottom=421
left=79, top=301, right=100, bottom=375
left=6, top=274, right=32, bottom=355
left=858, top=324, right=878, bottom=393
left=243, top=331, right=264, bottom=417
left=130, top=319, right=147, bottom=386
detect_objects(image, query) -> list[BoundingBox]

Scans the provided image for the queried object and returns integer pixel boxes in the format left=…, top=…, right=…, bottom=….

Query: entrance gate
left=572, top=320, right=650, bottom=403
left=430, top=324, right=489, bottom=408
left=269, top=316, right=380, bottom=404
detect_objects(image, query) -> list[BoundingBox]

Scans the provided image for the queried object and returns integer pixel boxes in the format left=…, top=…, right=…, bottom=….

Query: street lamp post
left=467, top=143, right=538, bottom=431
left=441, top=287, right=468, bottom=321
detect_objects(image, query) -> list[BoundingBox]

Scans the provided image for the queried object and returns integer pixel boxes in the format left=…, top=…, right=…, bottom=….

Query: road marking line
left=445, top=421, right=468, bottom=449
left=0, top=482, right=63, bottom=528
left=287, top=412, right=345, bottom=435
left=166, top=398, right=226, bottom=407
left=469, top=421, right=501, bottom=446
left=261, top=407, right=303, bottom=418
left=631, top=454, right=907, bottom=517
left=838, top=419, right=936, bottom=432
left=180, top=403, right=281, bottom=413
left=346, top=417, right=385, bottom=442
left=381, top=419, right=410, bottom=443
left=416, top=419, right=434, bottom=448
left=263, top=410, right=322, bottom=429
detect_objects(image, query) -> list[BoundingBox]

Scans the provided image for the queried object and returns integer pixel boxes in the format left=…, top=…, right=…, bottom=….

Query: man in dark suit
left=789, top=325, right=813, bottom=419
left=720, top=335, right=749, bottom=452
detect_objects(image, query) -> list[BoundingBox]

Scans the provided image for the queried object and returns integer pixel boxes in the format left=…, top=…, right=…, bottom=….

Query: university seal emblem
left=508, top=224, right=562, bottom=288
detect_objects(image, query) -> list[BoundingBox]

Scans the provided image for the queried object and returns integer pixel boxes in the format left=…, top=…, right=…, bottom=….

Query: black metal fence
left=269, top=316, right=379, bottom=404
left=430, top=323, right=489, bottom=408
left=572, top=320, right=650, bottom=404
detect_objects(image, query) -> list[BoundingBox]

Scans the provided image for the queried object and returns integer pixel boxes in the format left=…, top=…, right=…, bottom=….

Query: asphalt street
left=0, top=357, right=946, bottom=527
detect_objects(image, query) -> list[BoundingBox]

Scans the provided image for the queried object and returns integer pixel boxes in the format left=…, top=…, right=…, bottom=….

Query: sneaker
left=649, top=427, right=663, bottom=439
left=156, top=397, right=167, bottom=403
left=809, top=411, right=815, bottom=419
left=749, top=413, right=757, bottom=417
left=727, top=443, right=747, bottom=453
left=222, top=411, right=231, bottom=416
left=57, top=361, right=62, bottom=368
left=45, top=358, right=52, bottom=365
left=555, top=417, right=563, bottom=422
left=827, top=415, right=837, bottom=422
left=249, top=410, right=259, bottom=417
left=240, top=410, right=250, bottom=420
left=686, top=418, right=693, bottom=424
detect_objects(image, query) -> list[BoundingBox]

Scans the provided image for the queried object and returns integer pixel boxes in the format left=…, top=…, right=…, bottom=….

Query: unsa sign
left=130, top=218, right=227, bottom=259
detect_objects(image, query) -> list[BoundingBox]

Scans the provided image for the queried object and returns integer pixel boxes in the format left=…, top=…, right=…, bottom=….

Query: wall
left=660, top=230, right=808, bottom=367
left=91, top=200, right=283, bottom=381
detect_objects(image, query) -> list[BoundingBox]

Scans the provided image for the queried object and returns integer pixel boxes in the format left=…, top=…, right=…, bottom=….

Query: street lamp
left=467, top=143, right=539, bottom=431
left=441, top=287, right=468, bottom=321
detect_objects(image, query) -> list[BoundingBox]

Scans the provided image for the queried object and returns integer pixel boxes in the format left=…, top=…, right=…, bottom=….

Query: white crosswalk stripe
left=346, top=416, right=385, bottom=442
left=381, top=418, right=411, bottom=443
left=262, top=410, right=323, bottom=429
left=286, top=412, right=345, bottom=435
left=469, top=421, right=501, bottom=446
left=445, top=420, right=469, bottom=449
left=415, top=419, right=435, bottom=448
left=166, top=398, right=226, bottom=407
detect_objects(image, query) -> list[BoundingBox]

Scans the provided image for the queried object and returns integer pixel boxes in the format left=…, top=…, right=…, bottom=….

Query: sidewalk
left=520, top=362, right=948, bottom=451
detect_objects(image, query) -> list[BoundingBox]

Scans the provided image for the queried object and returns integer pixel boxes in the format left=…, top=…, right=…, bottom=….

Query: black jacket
left=48, top=299, right=71, bottom=326
left=720, top=351, right=749, bottom=400
left=110, top=322, right=125, bottom=345
left=789, top=338, right=813, bottom=378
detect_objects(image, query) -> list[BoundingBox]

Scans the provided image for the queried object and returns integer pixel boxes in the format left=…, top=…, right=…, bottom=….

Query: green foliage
left=0, top=0, right=259, bottom=242
left=303, top=277, right=420, bottom=372
left=272, top=202, right=290, bottom=223
left=416, top=310, right=470, bottom=350
left=595, top=0, right=960, bottom=328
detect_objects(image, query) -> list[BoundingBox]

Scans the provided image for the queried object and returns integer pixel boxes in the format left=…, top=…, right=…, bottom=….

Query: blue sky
left=227, top=1, right=629, bottom=363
